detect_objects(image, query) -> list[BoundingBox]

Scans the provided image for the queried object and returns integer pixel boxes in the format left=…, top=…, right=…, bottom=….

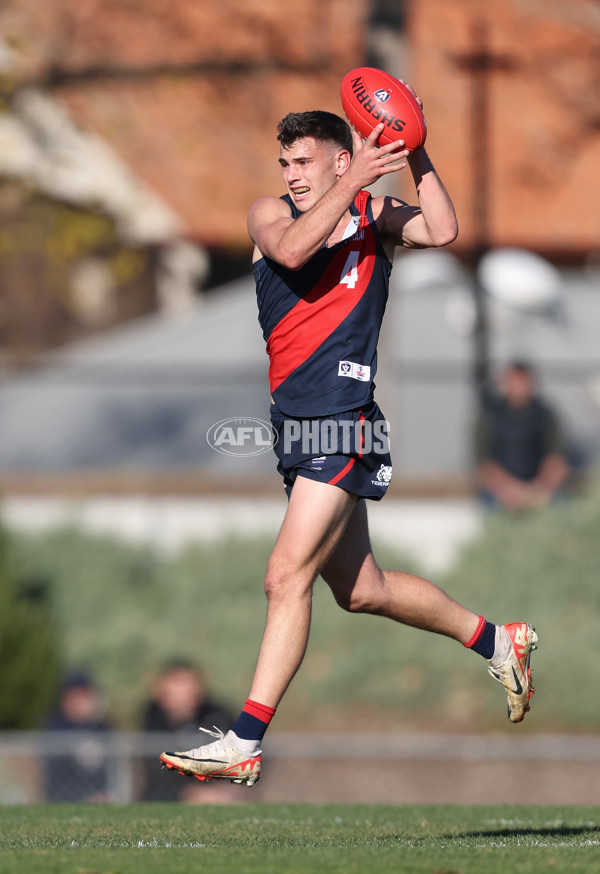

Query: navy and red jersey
left=253, top=190, right=393, bottom=417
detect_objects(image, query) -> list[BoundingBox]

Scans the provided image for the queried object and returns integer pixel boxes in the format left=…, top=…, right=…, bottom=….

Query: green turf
left=0, top=803, right=599, bottom=874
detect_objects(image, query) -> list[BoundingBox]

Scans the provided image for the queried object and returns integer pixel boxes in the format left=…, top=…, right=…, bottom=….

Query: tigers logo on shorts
left=376, top=464, right=393, bottom=484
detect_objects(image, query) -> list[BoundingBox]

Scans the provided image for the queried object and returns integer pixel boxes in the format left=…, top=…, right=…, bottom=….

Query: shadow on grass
left=453, top=825, right=600, bottom=840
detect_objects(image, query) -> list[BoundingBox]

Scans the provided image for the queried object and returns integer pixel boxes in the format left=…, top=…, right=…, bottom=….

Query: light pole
left=453, top=20, right=517, bottom=401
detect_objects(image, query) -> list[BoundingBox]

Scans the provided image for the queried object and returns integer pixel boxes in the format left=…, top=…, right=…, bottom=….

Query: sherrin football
left=340, top=67, right=427, bottom=151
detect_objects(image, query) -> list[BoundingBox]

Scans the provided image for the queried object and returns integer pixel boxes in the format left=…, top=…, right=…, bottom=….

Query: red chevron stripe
left=266, top=193, right=376, bottom=393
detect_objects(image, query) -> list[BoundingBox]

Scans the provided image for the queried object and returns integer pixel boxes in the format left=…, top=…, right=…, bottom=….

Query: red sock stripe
left=244, top=698, right=276, bottom=723
left=464, top=615, right=486, bottom=649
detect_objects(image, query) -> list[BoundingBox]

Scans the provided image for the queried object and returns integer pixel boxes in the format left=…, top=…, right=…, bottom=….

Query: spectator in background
left=141, top=660, right=233, bottom=801
left=43, top=670, right=111, bottom=802
left=474, top=360, right=571, bottom=510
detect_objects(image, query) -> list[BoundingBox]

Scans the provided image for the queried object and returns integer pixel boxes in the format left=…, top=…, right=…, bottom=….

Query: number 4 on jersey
left=340, top=250, right=359, bottom=289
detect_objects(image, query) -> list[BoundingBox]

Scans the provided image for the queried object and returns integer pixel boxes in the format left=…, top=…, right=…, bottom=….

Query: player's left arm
left=377, top=149, right=458, bottom=250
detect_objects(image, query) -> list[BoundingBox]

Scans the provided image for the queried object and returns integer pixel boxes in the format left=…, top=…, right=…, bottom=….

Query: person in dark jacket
left=43, top=670, right=111, bottom=802
left=474, top=360, right=570, bottom=510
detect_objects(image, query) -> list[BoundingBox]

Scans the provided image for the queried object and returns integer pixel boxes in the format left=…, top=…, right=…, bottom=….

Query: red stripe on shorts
left=358, top=412, right=365, bottom=459
left=328, top=457, right=355, bottom=486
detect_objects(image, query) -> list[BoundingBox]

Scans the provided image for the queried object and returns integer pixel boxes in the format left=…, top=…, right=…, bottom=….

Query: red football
left=340, top=67, right=427, bottom=151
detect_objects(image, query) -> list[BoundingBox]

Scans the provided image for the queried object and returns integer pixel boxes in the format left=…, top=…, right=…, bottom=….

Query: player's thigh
left=268, top=474, right=358, bottom=585
left=320, top=499, right=384, bottom=610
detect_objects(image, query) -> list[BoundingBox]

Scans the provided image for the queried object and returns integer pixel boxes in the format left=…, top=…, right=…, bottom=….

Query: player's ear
left=335, top=149, right=352, bottom=177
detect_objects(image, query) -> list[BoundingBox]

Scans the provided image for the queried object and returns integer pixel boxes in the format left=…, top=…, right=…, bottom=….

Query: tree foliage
left=0, top=527, right=60, bottom=728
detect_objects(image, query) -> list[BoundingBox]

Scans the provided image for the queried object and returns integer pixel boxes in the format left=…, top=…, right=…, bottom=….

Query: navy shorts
left=270, top=399, right=393, bottom=501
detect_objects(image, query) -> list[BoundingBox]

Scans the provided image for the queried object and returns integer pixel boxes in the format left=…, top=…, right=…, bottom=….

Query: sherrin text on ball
left=340, top=67, right=427, bottom=151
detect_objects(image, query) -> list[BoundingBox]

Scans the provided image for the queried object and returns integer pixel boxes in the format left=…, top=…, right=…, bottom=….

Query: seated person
left=474, top=360, right=570, bottom=510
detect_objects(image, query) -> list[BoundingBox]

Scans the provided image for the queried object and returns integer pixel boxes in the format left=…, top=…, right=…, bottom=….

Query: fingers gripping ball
left=340, top=67, right=427, bottom=151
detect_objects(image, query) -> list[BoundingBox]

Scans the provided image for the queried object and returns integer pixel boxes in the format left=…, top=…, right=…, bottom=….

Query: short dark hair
left=507, top=359, right=534, bottom=376
left=277, top=111, right=353, bottom=155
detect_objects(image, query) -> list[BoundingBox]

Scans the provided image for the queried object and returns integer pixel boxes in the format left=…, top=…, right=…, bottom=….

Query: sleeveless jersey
left=254, top=190, right=393, bottom=417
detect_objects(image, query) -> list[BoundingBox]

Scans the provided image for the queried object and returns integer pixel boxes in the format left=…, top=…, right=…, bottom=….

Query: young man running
left=160, top=88, right=538, bottom=787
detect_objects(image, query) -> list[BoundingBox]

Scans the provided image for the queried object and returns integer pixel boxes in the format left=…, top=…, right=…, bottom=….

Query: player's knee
left=263, top=562, right=285, bottom=600
left=333, top=589, right=365, bottom=613
left=263, top=559, right=309, bottom=602
left=331, top=581, right=382, bottom=615
left=348, top=590, right=382, bottom=614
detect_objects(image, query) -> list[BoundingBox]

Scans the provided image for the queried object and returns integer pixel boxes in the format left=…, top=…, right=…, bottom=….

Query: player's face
left=279, top=138, right=348, bottom=212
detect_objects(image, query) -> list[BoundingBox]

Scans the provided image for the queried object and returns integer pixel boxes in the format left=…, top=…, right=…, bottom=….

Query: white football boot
left=488, top=622, right=538, bottom=723
left=160, top=727, right=261, bottom=786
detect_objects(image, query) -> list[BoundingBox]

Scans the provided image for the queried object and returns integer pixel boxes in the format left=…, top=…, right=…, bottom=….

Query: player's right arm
left=247, top=180, right=363, bottom=271
left=248, top=125, right=407, bottom=270
left=247, top=195, right=297, bottom=265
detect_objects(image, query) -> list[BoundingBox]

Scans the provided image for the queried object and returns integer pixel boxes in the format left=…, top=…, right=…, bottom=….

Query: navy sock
left=467, top=619, right=497, bottom=659
left=231, top=699, right=276, bottom=742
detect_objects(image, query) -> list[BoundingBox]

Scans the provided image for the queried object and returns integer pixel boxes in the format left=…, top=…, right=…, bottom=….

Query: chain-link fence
left=3, top=731, right=600, bottom=805
left=0, top=730, right=223, bottom=804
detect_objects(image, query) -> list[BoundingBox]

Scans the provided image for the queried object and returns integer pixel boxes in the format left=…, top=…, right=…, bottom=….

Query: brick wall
left=0, top=0, right=367, bottom=249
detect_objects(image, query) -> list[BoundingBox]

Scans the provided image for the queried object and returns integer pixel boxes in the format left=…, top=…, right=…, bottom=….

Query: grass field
left=1, top=802, right=599, bottom=874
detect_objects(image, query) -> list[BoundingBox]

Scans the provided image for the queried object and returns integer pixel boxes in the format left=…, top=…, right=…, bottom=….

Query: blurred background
left=1, top=0, right=600, bottom=805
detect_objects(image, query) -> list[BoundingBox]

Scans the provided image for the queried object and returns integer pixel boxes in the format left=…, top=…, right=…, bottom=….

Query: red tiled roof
left=59, top=70, right=355, bottom=247
left=4, top=0, right=362, bottom=77
left=2, top=0, right=598, bottom=255
left=1, top=0, right=367, bottom=247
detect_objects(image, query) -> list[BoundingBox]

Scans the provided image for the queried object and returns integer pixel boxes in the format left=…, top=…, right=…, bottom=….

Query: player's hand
left=397, top=79, right=424, bottom=113
left=396, top=80, right=427, bottom=160
left=349, top=124, right=409, bottom=187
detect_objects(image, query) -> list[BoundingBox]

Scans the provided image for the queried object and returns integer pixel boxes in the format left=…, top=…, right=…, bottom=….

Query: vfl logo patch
left=338, top=360, right=371, bottom=382
left=374, top=88, right=391, bottom=103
